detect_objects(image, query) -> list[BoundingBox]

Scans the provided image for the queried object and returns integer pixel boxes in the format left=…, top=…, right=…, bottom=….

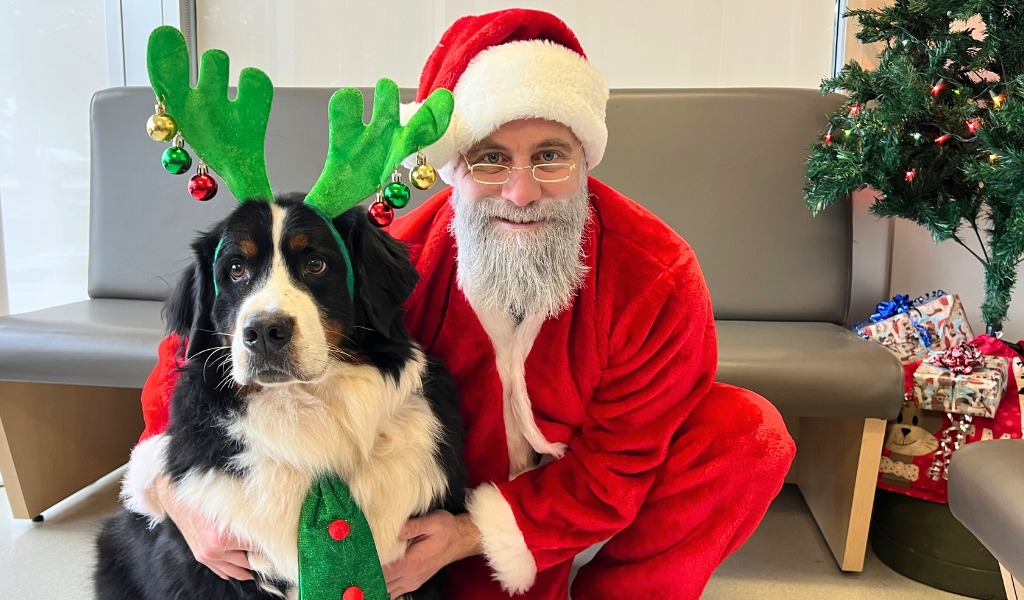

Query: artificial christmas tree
left=806, top=0, right=1024, bottom=335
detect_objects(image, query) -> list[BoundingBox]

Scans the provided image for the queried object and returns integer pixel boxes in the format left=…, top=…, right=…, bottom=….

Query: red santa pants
left=451, top=383, right=794, bottom=600
left=568, top=383, right=794, bottom=599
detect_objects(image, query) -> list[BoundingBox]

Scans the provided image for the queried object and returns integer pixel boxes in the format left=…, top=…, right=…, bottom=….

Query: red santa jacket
left=136, top=176, right=718, bottom=597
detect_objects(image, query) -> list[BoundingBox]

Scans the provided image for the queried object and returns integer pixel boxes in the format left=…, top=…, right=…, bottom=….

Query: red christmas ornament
left=368, top=199, right=394, bottom=227
left=849, top=104, right=860, bottom=116
left=343, top=586, right=364, bottom=600
left=188, top=161, right=218, bottom=201
left=328, top=519, right=350, bottom=540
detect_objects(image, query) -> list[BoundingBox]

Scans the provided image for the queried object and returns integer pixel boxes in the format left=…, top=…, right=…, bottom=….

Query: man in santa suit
left=128, top=9, right=795, bottom=599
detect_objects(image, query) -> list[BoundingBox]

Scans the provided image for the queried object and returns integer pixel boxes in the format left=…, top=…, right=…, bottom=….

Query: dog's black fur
left=95, top=196, right=465, bottom=599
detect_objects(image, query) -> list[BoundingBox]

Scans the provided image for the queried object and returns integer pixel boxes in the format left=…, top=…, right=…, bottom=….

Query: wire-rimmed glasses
left=462, top=146, right=582, bottom=185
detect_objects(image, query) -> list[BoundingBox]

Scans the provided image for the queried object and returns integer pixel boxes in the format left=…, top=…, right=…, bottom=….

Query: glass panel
left=0, top=0, right=108, bottom=314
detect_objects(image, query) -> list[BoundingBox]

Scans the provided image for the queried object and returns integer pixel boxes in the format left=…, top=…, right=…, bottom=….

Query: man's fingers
left=218, top=561, right=254, bottom=581
left=382, top=561, right=399, bottom=583
left=400, top=517, right=427, bottom=540
left=220, top=550, right=253, bottom=571
left=207, top=564, right=229, bottom=580
left=387, top=578, right=410, bottom=600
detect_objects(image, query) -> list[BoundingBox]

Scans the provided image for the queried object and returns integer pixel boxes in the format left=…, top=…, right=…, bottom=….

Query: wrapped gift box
left=912, top=355, right=1010, bottom=418
left=855, top=292, right=974, bottom=365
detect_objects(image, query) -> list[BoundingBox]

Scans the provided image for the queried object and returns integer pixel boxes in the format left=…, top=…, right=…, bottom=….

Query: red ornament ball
left=368, top=200, right=394, bottom=227
left=342, top=586, right=363, bottom=600
left=328, top=519, right=350, bottom=540
left=188, top=173, right=218, bottom=201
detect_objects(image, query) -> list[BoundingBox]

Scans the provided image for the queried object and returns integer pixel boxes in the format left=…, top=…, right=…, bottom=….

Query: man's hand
left=383, top=510, right=482, bottom=599
left=152, top=475, right=256, bottom=581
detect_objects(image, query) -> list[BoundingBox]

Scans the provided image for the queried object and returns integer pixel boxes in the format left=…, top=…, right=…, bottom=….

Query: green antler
left=305, top=79, right=454, bottom=218
left=147, top=26, right=274, bottom=202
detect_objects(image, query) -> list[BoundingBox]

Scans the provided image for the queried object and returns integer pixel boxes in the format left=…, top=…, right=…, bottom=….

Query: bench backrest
left=89, top=87, right=848, bottom=323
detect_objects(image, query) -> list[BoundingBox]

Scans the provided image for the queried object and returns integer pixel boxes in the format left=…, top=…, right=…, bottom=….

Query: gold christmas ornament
left=409, top=151, right=437, bottom=190
left=146, top=101, right=178, bottom=142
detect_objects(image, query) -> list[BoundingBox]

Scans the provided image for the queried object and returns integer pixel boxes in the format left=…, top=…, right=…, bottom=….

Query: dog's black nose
left=243, top=313, right=295, bottom=354
left=900, top=427, right=911, bottom=436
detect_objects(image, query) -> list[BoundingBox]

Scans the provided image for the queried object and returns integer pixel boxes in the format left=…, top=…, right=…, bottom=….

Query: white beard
left=448, top=177, right=592, bottom=320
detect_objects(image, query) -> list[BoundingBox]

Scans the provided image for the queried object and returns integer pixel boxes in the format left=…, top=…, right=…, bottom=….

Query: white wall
left=195, top=0, right=837, bottom=89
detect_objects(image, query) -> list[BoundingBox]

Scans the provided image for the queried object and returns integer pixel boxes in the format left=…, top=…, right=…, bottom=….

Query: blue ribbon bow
left=855, top=290, right=946, bottom=349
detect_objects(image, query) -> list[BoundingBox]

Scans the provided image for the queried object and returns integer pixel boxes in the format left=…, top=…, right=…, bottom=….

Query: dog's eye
left=304, top=257, right=326, bottom=274
left=229, top=261, right=246, bottom=280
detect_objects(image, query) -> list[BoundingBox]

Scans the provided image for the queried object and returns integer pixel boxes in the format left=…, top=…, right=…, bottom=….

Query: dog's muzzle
left=243, top=311, right=297, bottom=382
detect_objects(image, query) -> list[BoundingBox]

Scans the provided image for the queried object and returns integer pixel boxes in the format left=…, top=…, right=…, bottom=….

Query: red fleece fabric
left=136, top=176, right=795, bottom=598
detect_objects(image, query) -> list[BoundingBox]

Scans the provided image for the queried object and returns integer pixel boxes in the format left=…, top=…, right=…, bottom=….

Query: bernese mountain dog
left=94, top=194, right=465, bottom=600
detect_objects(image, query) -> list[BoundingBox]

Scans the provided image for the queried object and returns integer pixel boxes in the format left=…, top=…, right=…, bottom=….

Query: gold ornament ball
left=147, top=114, right=178, bottom=142
left=410, top=163, right=437, bottom=190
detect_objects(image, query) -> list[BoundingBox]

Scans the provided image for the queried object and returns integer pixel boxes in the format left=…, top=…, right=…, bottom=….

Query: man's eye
left=483, top=153, right=502, bottom=164
left=540, top=150, right=559, bottom=162
left=229, top=261, right=246, bottom=280
left=305, top=257, right=326, bottom=274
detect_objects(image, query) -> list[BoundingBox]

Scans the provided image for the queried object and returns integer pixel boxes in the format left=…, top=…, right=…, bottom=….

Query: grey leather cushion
left=716, top=321, right=904, bottom=420
left=591, top=89, right=849, bottom=323
left=0, top=306, right=905, bottom=420
left=948, top=439, right=1024, bottom=580
left=0, top=299, right=164, bottom=388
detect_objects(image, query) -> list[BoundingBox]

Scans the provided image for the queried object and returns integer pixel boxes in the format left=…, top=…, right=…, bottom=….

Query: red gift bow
left=927, top=342, right=984, bottom=374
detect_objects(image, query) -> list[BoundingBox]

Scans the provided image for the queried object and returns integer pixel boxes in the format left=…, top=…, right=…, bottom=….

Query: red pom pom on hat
left=401, top=9, right=609, bottom=183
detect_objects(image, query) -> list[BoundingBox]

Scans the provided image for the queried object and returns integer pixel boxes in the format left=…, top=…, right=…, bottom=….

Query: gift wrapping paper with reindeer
left=878, top=336, right=1024, bottom=503
left=855, top=292, right=974, bottom=365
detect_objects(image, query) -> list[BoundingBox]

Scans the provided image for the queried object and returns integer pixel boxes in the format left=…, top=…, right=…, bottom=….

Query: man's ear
left=335, top=209, right=419, bottom=339
left=163, top=228, right=219, bottom=359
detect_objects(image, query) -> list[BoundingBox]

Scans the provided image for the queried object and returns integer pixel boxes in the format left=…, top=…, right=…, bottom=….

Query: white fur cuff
left=119, top=434, right=169, bottom=521
left=467, top=483, right=537, bottom=594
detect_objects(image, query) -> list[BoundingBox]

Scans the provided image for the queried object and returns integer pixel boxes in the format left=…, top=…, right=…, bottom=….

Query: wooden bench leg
left=797, top=416, right=886, bottom=572
left=1003, top=564, right=1024, bottom=600
left=0, top=381, right=143, bottom=519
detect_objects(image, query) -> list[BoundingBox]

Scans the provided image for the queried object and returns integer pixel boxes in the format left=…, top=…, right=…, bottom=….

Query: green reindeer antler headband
left=144, top=25, right=453, bottom=297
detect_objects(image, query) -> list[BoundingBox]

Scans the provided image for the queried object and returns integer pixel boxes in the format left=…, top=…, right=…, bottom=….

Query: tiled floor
left=0, top=478, right=969, bottom=600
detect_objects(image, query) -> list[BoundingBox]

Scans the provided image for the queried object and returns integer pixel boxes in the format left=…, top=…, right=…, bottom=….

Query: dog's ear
left=164, top=229, right=220, bottom=359
left=335, top=209, right=420, bottom=338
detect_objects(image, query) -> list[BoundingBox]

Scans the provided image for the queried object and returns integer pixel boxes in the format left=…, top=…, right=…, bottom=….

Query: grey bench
left=949, top=439, right=1024, bottom=598
left=0, top=87, right=903, bottom=571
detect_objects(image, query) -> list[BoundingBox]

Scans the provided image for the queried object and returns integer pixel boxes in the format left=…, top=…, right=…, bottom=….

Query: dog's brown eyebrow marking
left=240, top=239, right=258, bottom=257
left=289, top=234, right=309, bottom=251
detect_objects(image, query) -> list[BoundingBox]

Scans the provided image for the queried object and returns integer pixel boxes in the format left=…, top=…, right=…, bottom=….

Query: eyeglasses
left=462, top=145, right=582, bottom=185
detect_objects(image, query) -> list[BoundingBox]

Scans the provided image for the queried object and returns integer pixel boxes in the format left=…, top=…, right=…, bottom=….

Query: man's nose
left=502, top=167, right=543, bottom=207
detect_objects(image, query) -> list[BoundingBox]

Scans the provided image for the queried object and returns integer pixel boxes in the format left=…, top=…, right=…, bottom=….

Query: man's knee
left=666, top=382, right=796, bottom=490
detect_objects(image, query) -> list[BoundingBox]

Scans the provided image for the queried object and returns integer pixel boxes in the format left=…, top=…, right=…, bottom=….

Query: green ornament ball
left=382, top=182, right=410, bottom=209
left=162, top=146, right=192, bottom=174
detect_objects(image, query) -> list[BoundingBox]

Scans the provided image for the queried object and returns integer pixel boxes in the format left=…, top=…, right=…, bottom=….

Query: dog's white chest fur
left=173, top=351, right=447, bottom=586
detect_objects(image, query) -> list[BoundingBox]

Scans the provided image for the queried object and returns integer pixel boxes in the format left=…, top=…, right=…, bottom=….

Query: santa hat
left=401, top=9, right=610, bottom=184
